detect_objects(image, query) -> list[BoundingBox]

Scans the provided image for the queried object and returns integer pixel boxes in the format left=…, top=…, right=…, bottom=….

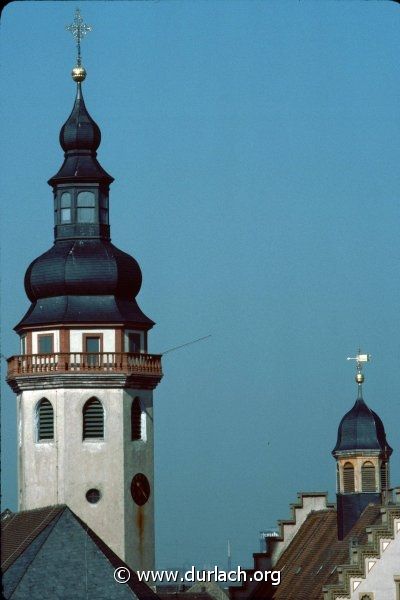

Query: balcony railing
left=7, top=352, right=162, bottom=379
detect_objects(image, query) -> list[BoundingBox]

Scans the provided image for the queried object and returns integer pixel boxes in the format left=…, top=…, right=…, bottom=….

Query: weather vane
left=347, top=349, right=371, bottom=385
left=66, top=8, right=92, bottom=82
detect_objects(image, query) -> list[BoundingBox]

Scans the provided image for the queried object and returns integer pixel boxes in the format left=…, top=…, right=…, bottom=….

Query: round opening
left=86, top=488, right=101, bottom=504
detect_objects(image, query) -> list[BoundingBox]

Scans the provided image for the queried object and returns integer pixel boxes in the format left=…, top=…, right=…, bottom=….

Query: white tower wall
left=17, top=385, right=155, bottom=571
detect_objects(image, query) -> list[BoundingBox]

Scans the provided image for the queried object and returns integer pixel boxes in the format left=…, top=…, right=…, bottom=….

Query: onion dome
left=48, top=83, right=113, bottom=186
left=16, top=238, right=153, bottom=329
left=332, top=396, right=392, bottom=457
left=60, top=83, right=101, bottom=152
left=24, top=240, right=142, bottom=301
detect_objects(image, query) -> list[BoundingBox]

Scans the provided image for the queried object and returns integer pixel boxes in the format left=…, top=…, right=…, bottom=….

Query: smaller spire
left=66, top=8, right=92, bottom=82
left=347, top=349, right=371, bottom=397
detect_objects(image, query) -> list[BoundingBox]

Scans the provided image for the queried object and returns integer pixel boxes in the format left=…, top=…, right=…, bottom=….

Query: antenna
left=227, top=539, right=232, bottom=572
left=161, top=335, right=211, bottom=356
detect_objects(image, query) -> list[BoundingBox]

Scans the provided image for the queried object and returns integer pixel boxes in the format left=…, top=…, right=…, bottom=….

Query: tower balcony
left=6, top=352, right=163, bottom=392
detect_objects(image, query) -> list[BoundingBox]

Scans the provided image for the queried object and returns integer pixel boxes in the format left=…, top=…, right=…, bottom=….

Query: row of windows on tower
left=36, top=397, right=144, bottom=442
left=23, top=332, right=142, bottom=355
left=339, top=461, right=388, bottom=493
left=54, top=190, right=108, bottom=225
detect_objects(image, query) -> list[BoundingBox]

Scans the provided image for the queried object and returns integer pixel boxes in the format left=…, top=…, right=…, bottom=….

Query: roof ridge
left=2, top=504, right=66, bottom=518
left=1, top=506, right=65, bottom=571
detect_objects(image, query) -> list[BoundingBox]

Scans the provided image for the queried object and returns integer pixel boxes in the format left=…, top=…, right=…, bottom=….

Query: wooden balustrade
left=7, top=352, right=162, bottom=379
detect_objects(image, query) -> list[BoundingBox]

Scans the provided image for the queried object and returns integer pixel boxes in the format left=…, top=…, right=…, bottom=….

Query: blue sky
left=1, top=1, right=399, bottom=571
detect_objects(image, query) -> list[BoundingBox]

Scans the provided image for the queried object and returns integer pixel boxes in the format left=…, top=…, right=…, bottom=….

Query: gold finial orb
left=355, top=372, right=364, bottom=384
left=71, top=65, right=87, bottom=82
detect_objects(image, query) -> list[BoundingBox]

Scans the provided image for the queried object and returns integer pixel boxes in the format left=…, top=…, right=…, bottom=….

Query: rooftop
left=1, top=505, right=160, bottom=600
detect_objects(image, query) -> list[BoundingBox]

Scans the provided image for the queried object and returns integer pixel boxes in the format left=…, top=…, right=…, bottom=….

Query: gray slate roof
left=1, top=505, right=159, bottom=600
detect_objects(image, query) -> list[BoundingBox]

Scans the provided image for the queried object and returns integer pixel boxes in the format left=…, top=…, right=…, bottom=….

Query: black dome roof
left=48, top=83, right=113, bottom=186
left=24, top=239, right=142, bottom=301
left=332, top=397, right=392, bottom=457
left=60, top=85, right=101, bottom=152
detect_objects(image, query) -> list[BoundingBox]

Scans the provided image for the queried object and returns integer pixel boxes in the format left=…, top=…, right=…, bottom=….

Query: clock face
left=131, top=473, right=151, bottom=506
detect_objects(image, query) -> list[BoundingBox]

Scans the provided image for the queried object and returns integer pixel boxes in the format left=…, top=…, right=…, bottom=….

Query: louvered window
left=131, top=397, right=142, bottom=441
left=83, top=398, right=104, bottom=440
left=37, top=399, right=54, bottom=441
left=343, top=462, right=355, bottom=493
left=362, top=462, right=376, bottom=492
left=380, top=462, right=388, bottom=491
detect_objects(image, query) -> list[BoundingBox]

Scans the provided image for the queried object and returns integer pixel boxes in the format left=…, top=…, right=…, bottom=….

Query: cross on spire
left=66, top=8, right=92, bottom=67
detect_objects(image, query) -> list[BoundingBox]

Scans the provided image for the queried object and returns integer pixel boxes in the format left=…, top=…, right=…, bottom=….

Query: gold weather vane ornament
left=347, top=349, right=371, bottom=385
left=66, top=8, right=92, bottom=82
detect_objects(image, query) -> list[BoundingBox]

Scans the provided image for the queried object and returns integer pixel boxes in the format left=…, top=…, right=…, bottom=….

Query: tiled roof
left=1, top=505, right=64, bottom=572
left=271, top=504, right=382, bottom=600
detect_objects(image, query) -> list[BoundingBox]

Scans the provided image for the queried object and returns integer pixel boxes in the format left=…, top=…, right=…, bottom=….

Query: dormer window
left=77, top=191, right=96, bottom=223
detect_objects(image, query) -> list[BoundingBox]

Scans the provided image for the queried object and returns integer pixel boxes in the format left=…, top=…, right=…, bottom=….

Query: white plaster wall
left=123, top=389, right=155, bottom=571
left=18, top=392, right=58, bottom=509
left=19, top=388, right=125, bottom=562
left=350, top=528, right=400, bottom=599
left=18, top=386, right=155, bottom=571
left=59, top=388, right=125, bottom=560
left=69, top=329, right=115, bottom=352
left=32, top=330, right=60, bottom=353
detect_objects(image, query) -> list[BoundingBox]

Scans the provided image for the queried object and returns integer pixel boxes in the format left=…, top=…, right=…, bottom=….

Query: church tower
left=6, top=10, right=162, bottom=571
left=332, top=352, right=392, bottom=540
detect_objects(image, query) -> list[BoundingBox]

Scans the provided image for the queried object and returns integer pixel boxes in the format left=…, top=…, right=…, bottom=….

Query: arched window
left=83, top=398, right=104, bottom=440
left=343, top=462, right=355, bottom=493
left=361, top=461, right=376, bottom=492
left=37, top=398, right=54, bottom=441
left=336, top=464, right=340, bottom=493
left=131, top=397, right=142, bottom=441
